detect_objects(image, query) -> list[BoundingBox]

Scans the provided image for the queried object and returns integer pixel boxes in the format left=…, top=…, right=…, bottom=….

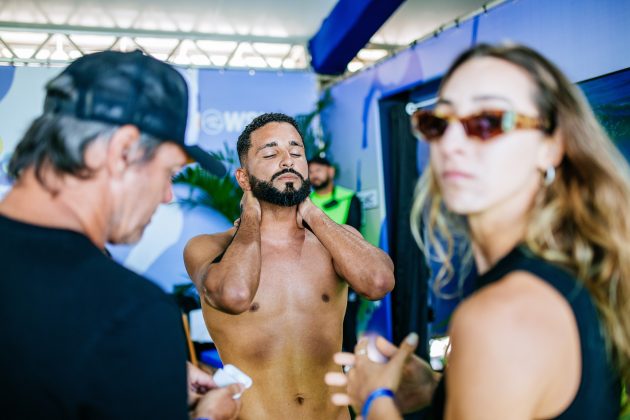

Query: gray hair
left=8, top=114, right=162, bottom=190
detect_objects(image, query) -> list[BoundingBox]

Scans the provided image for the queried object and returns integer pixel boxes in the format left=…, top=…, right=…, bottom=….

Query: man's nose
left=280, top=151, right=295, bottom=168
left=163, top=184, right=174, bottom=204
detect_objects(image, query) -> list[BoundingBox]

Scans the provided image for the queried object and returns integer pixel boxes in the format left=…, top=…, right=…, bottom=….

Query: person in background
left=326, top=43, right=626, bottom=419
left=308, top=155, right=364, bottom=353
left=308, top=156, right=362, bottom=231
left=0, top=50, right=242, bottom=420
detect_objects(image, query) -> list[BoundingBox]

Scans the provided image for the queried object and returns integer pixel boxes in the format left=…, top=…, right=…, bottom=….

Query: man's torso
left=202, top=228, right=350, bottom=420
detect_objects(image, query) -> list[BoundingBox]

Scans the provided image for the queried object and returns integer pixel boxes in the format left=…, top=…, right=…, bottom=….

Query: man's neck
left=0, top=169, right=110, bottom=248
left=314, top=183, right=334, bottom=196
left=259, top=201, right=301, bottom=235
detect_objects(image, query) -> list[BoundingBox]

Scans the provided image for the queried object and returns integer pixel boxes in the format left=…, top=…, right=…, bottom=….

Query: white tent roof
left=0, top=0, right=489, bottom=72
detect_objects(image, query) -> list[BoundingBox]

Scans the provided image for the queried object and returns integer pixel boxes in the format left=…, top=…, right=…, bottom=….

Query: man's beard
left=311, top=176, right=331, bottom=191
left=249, top=169, right=311, bottom=207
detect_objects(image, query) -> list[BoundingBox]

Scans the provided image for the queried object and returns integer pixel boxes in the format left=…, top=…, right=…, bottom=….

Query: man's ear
left=106, top=125, right=142, bottom=178
left=329, top=166, right=336, bottom=179
left=235, top=167, right=251, bottom=191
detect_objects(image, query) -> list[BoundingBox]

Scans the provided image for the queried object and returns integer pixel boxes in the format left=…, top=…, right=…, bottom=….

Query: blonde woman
left=325, top=44, right=627, bottom=419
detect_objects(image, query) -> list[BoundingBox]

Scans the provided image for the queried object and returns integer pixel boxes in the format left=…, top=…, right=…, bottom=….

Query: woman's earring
left=544, top=165, right=556, bottom=186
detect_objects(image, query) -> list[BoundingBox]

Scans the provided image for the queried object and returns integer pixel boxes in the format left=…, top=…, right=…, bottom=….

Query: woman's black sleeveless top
left=429, top=245, right=621, bottom=419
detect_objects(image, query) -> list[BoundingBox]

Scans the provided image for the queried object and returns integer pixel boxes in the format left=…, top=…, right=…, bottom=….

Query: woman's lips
left=442, top=170, right=474, bottom=180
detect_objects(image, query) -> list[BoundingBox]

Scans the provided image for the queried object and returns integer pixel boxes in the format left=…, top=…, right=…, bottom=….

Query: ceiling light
left=357, top=49, right=388, bottom=62
left=347, top=61, right=364, bottom=72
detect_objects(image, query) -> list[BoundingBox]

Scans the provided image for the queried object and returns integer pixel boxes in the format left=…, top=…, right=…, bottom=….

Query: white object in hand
left=213, top=364, right=253, bottom=399
left=366, top=333, right=389, bottom=364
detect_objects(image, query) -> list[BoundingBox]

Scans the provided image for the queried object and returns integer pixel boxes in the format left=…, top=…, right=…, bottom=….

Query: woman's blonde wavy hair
left=411, top=43, right=630, bottom=385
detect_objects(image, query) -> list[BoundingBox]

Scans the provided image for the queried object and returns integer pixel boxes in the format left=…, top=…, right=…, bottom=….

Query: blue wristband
left=361, top=387, right=395, bottom=419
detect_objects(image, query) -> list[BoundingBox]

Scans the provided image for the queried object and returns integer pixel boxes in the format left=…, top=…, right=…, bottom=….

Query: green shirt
left=310, top=185, right=358, bottom=226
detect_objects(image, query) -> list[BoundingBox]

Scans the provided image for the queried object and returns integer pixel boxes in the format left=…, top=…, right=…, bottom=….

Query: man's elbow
left=362, top=271, right=395, bottom=300
left=205, top=285, right=254, bottom=315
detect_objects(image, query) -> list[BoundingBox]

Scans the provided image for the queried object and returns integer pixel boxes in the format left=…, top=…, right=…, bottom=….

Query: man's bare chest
left=252, top=239, right=343, bottom=312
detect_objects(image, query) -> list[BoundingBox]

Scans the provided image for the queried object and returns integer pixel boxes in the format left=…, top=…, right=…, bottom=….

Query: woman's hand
left=325, top=333, right=419, bottom=416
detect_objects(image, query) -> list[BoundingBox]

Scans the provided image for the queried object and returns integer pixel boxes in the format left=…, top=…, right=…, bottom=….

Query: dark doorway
left=379, top=91, right=430, bottom=361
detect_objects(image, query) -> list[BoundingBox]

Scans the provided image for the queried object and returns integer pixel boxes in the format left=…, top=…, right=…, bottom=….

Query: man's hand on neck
left=240, top=190, right=262, bottom=225
left=296, top=198, right=321, bottom=229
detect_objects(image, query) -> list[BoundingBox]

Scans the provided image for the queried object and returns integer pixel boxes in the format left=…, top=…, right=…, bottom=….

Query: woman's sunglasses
left=411, top=109, right=549, bottom=142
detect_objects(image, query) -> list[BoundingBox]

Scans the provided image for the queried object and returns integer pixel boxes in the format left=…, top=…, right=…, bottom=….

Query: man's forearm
left=304, top=207, right=394, bottom=300
left=202, top=210, right=262, bottom=313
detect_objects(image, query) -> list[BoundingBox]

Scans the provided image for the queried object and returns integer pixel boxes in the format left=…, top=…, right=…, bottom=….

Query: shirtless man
left=184, top=112, right=395, bottom=420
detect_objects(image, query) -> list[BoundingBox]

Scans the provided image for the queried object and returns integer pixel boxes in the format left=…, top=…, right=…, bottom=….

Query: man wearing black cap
left=308, top=156, right=361, bottom=231
left=0, top=50, right=239, bottom=419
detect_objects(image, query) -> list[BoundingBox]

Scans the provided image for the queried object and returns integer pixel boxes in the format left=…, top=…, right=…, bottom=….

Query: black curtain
left=381, top=100, right=432, bottom=420
left=381, top=100, right=430, bottom=361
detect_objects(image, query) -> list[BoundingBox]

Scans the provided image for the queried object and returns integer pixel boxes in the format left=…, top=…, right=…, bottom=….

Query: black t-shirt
left=429, top=245, right=621, bottom=419
left=0, top=214, right=188, bottom=419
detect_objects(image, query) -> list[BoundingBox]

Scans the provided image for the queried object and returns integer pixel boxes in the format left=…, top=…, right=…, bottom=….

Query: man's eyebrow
left=257, top=141, right=278, bottom=152
left=289, top=140, right=304, bottom=148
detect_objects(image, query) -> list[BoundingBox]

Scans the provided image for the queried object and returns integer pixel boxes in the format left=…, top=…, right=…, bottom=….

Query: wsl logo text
left=201, top=109, right=263, bottom=136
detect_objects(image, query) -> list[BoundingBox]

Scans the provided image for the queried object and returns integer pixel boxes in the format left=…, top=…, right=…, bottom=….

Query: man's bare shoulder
left=184, top=228, right=237, bottom=274
left=186, top=228, right=236, bottom=251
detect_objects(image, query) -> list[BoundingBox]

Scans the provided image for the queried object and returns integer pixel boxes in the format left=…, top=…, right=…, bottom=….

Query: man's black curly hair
left=237, top=112, right=302, bottom=164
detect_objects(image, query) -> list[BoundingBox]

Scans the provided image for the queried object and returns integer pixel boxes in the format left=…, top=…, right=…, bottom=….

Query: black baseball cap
left=308, top=156, right=332, bottom=166
left=43, top=50, right=226, bottom=177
